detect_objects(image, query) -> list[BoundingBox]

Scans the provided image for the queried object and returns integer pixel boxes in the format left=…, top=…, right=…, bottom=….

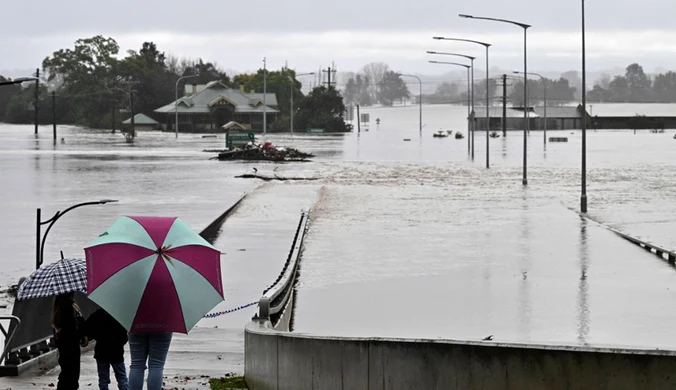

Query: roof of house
left=533, top=106, right=582, bottom=118
left=222, top=121, right=247, bottom=129
left=473, top=107, right=540, bottom=118
left=157, top=81, right=279, bottom=114
left=122, top=113, right=159, bottom=125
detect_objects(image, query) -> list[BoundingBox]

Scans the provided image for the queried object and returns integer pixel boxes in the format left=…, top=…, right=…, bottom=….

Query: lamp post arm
left=37, top=201, right=117, bottom=268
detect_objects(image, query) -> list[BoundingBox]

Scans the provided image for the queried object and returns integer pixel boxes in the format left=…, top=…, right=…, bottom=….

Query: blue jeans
left=128, top=332, right=172, bottom=390
left=97, top=360, right=128, bottom=390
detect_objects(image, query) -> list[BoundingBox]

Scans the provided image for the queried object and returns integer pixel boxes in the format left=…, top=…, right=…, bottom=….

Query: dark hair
left=51, top=293, right=75, bottom=328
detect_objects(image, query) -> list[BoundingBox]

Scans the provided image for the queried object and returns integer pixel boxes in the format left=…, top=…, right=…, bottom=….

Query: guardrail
left=609, top=227, right=676, bottom=264
left=257, top=211, right=309, bottom=327
left=0, top=316, right=21, bottom=365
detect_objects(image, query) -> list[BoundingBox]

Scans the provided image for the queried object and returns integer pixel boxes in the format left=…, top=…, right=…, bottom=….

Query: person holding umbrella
left=17, top=258, right=90, bottom=390
left=85, top=216, right=224, bottom=390
left=52, top=292, right=88, bottom=389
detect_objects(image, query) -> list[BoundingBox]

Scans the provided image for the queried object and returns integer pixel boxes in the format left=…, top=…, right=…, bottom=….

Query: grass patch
left=209, top=375, right=248, bottom=389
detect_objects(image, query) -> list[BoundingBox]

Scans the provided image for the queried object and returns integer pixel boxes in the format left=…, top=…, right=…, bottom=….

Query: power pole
left=322, top=67, right=336, bottom=89
left=111, top=102, right=116, bottom=133
left=34, top=68, right=40, bottom=135
left=52, top=91, right=57, bottom=141
left=357, top=104, right=361, bottom=133
left=263, top=57, right=267, bottom=135
left=130, top=90, right=136, bottom=138
left=502, top=74, right=507, bottom=137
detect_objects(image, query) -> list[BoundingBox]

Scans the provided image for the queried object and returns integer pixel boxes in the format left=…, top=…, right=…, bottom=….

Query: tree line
left=0, top=36, right=350, bottom=132
left=587, top=63, right=676, bottom=103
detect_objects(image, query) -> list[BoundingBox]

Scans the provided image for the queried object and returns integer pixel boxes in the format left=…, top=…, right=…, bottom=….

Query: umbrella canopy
left=85, top=216, right=224, bottom=334
left=17, top=258, right=87, bottom=300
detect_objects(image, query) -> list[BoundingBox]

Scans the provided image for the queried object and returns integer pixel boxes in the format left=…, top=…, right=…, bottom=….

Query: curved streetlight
left=428, top=51, right=476, bottom=157
left=514, top=71, right=547, bottom=145
left=287, top=72, right=315, bottom=135
left=175, top=74, right=199, bottom=138
left=396, top=73, right=423, bottom=135
left=36, top=200, right=119, bottom=269
left=433, top=37, right=491, bottom=168
left=459, top=13, right=531, bottom=184
left=0, top=77, right=39, bottom=87
left=429, top=60, right=472, bottom=150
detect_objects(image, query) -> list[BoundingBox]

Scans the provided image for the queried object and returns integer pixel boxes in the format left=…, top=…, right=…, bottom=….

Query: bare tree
left=361, top=62, right=390, bottom=103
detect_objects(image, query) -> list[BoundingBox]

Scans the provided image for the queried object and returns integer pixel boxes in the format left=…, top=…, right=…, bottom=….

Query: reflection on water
left=577, top=217, right=590, bottom=344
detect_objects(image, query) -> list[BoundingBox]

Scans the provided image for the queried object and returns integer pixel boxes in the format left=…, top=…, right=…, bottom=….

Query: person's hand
left=80, top=336, right=89, bottom=348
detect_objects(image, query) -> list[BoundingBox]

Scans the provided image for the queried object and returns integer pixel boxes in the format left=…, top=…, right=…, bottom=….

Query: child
left=86, top=309, right=129, bottom=390
left=52, top=292, right=87, bottom=390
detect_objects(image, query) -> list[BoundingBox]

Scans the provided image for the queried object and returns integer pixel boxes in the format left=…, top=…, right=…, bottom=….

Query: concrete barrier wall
left=245, top=321, right=676, bottom=390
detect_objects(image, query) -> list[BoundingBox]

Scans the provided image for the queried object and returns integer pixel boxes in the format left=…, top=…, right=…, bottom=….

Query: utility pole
left=357, top=104, right=361, bottom=133
left=52, top=91, right=57, bottom=141
left=34, top=68, right=39, bottom=135
left=130, top=90, right=136, bottom=138
left=111, top=102, right=116, bottom=133
left=502, top=74, right=507, bottom=137
left=263, top=57, right=267, bottom=135
left=322, top=67, right=336, bottom=89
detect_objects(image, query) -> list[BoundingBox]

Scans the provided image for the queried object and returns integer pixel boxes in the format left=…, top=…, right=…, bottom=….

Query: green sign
left=226, top=132, right=255, bottom=148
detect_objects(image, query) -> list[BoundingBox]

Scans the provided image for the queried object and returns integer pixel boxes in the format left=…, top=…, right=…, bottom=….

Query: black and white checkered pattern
left=17, top=258, right=87, bottom=300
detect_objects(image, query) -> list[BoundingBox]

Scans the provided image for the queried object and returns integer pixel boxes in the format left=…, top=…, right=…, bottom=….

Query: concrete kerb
left=245, top=321, right=676, bottom=390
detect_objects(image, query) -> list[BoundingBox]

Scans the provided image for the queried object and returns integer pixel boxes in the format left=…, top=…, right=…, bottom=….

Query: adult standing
left=128, top=332, right=173, bottom=390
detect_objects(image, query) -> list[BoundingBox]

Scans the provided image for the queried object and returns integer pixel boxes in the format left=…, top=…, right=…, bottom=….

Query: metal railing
left=258, top=212, right=309, bottom=324
left=0, top=316, right=21, bottom=365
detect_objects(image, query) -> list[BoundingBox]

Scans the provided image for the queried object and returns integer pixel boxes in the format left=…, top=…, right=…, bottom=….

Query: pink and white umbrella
left=85, top=216, right=224, bottom=333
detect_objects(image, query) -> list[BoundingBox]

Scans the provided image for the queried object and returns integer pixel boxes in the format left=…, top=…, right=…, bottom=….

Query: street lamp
left=0, top=77, right=39, bottom=87
left=396, top=74, right=423, bottom=135
left=433, top=37, right=491, bottom=168
left=459, top=13, right=531, bottom=183
left=514, top=71, right=547, bottom=145
left=36, top=200, right=118, bottom=269
left=175, top=74, right=199, bottom=138
left=427, top=51, right=476, bottom=157
left=287, top=72, right=315, bottom=135
left=581, top=0, right=588, bottom=213
left=429, top=61, right=471, bottom=149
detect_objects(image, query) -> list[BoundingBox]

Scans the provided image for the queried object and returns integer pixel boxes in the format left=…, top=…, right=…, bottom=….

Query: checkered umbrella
left=17, top=258, right=87, bottom=300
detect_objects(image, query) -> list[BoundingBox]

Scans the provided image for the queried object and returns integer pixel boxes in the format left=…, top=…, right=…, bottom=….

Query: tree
left=561, top=70, right=582, bottom=99
left=473, top=78, right=498, bottom=106
left=652, top=71, right=676, bottom=102
left=295, top=86, right=351, bottom=133
left=608, top=75, right=630, bottom=102
left=41, top=35, right=121, bottom=127
left=625, top=63, right=652, bottom=102
left=0, top=76, right=22, bottom=121
left=423, top=82, right=460, bottom=104
left=587, top=85, right=612, bottom=102
left=378, top=71, right=409, bottom=106
left=119, top=42, right=176, bottom=116
left=361, top=62, right=390, bottom=102
left=343, top=77, right=358, bottom=105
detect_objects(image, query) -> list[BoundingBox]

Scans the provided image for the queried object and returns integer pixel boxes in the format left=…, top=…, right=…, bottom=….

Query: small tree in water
left=295, top=86, right=352, bottom=133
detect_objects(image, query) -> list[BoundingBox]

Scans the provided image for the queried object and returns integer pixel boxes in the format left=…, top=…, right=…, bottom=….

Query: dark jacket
left=53, top=303, right=85, bottom=347
left=85, top=309, right=128, bottom=363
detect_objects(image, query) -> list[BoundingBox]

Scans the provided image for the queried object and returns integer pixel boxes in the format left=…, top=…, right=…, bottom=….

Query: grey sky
left=1, top=0, right=674, bottom=77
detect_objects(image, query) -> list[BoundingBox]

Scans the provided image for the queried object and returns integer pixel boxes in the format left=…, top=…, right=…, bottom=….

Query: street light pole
left=458, top=14, right=531, bottom=182
left=263, top=57, right=267, bottom=136
left=288, top=72, right=315, bottom=135
left=581, top=0, right=588, bottom=213
left=427, top=51, right=476, bottom=155
left=515, top=71, right=547, bottom=145
left=433, top=37, right=491, bottom=167
left=36, top=200, right=118, bottom=269
left=429, top=61, right=471, bottom=149
left=175, top=74, right=198, bottom=138
left=397, top=74, right=423, bottom=135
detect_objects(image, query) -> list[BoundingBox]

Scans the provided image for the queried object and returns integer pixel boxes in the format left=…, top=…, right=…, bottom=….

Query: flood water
left=2, top=103, right=676, bottom=349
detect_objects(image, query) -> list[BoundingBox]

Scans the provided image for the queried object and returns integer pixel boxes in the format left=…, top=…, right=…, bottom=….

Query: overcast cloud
left=1, top=0, right=674, bottom=76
